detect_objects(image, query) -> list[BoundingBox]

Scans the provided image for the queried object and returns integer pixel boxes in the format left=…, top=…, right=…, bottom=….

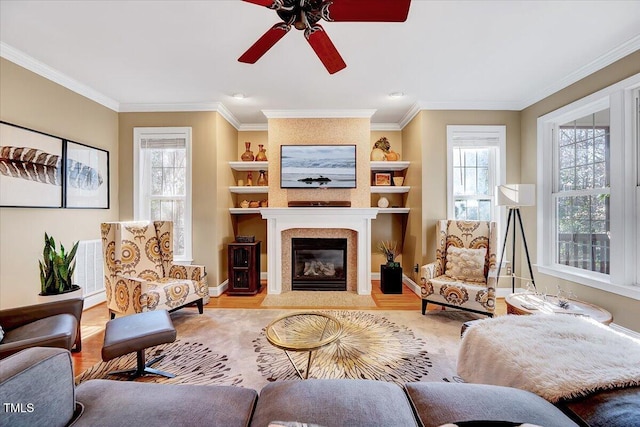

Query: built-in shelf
left=229, top=161, right=269, bottom=171
left=370, top=161, right=409, bottom=171
left=371, top=186, right=410, bottom=194
left=229, top=186, right=268, bottom=194
left=377, top=208, right=410, bottom=213
left=229, top=208, right=262, bottom=214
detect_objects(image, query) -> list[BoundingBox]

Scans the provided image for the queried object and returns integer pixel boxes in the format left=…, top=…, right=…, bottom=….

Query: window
left=538, top=73, right=640, bottom=299
left=447, top=125, right=506, bottom=222
left=555, top=110, right=610, bottom=274
left=134, top=127, right=192, bottom=262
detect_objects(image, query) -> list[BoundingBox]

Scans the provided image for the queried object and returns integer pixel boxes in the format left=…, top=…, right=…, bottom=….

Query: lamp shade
left=496, top=184, right=535, bottom=207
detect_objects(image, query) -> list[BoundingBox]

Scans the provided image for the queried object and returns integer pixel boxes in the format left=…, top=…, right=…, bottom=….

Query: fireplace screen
left=291, top=238, right=347, bottom=291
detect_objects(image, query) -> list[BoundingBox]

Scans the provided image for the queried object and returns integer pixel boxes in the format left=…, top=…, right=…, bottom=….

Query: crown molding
left=398, top=102, right=423, bottom=129
left=239, top=123, right=268, bottom=131
left=370, top=123, right=401, bottom=131
left=262, top=109, right=376, bottom=119
left=1, top=42, right=120, bottom=111
left=119, top=102, right=241, bottom=129
left=518, top=34, right=640, bottom=109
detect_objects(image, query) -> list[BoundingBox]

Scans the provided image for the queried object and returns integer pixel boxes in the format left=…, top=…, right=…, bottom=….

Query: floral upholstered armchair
left=420, top=220, right=497, bottom=317
left=100, top=221, right=209, bottom=318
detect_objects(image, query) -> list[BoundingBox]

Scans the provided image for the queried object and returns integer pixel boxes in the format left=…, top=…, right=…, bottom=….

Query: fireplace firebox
left=291, top=238, right=347, bottom=291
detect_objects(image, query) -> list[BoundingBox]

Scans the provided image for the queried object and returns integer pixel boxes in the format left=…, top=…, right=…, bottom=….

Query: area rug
left=76, top=309, right=479, bottom=391
left=458, top=314, right=640, bottom=402
left=261, top=291, right=376, bottom=308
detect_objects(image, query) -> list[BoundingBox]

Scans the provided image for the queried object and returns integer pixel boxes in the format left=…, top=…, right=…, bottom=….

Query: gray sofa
left=1, top=347, right=581, bottom=427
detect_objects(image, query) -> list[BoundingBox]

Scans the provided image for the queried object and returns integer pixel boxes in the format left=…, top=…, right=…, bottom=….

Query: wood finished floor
left=71, top=281, right=507, bottom=376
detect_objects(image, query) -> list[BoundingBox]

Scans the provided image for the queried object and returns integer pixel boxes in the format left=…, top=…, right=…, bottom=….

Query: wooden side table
left=227, top=241, right=261, bottom=295
left=505, top=292, right=612, bottom=325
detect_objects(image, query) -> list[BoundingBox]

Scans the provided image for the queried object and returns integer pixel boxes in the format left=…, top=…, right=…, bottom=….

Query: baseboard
left=402, top=275, right=421, bottom=296
left=209, top=280, right=229, bottom=297
left=83, top=291, right=106, bottom=310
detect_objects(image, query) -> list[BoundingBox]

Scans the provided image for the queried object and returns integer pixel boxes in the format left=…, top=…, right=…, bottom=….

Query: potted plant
left=378, top=241, right=402, bottom=294
left=378, top=240, right=400, bottom=268
left=37, top=233, right=81, bottom=301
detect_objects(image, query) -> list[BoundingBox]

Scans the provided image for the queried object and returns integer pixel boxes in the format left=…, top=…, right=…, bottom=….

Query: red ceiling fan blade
left=242, top=0, right=277, bottom=7
left=322, top=0, right=411, bottom=22
left=238, top=23, right=290, bottom=64
left=305, top=25, right=346, bottom=74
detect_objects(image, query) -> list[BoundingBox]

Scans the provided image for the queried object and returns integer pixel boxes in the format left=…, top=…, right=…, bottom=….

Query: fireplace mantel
left=260, top=208, right=379, bottom=295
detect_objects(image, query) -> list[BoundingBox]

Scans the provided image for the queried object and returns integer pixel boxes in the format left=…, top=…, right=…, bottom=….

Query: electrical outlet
left=506, top=265, right=512, bottom=276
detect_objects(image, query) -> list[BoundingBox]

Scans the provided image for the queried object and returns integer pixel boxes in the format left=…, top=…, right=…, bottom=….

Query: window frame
left=537, top=73, right=640, bottom=300
left=133, top=126, right=193, bottom=263
left=446, top=125, right=506, bottom=225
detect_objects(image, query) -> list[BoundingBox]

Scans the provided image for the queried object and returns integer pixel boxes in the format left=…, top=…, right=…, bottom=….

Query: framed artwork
left=0, top=121, right=64, bottom=208
left=64, top=140, right=109, bottom=208
left=374, top=172, right=391, bottom=186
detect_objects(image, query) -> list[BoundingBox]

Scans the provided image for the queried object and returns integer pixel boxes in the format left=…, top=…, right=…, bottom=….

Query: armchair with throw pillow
left=100, top=221, right=209, bottom=318
left=420, top=220, right=497, bottom=317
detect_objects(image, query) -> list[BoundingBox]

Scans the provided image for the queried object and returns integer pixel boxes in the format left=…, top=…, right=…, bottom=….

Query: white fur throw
left=457, top=314, right=640, bottom=403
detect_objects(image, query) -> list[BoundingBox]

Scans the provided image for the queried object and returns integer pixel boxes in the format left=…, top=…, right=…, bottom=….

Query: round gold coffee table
left=265, top=312, right=342, bottom=379
left=505, top=292, right=613, bottom=325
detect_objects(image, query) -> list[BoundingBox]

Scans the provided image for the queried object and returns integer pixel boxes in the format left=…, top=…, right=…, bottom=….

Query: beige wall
left=402, top=114, right=424, bottom=282
left=416, top=110, right=521, bottom=286
left=521, top=50, right=640, bottom=331
left=118, top=111, right=236, bottom=287
left=0, top=58, right=119, bottom=308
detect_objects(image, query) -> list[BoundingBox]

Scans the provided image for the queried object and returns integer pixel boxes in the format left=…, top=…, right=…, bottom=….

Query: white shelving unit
left=371, top=186, right=410, bottom=194
left=227, top=160, right=412, bottom=213
left=229, top=186, right=268, bottom=194
left=229, top=208, right=262, bottom=215
left=229, top=161, right=268, bottom=171
left=377, top=208, right=411, bottom=214
left=370, top=161, right=410, bottom=171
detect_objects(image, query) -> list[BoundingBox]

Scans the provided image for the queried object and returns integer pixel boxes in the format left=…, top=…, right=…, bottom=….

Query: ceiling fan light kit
left=239, top=0, right=411, bottom=74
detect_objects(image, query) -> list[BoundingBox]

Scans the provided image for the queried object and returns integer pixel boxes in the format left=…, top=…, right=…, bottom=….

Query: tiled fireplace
left=260, top=208, right=379, bottom=295
left=291, top=237, right=348, bottom=291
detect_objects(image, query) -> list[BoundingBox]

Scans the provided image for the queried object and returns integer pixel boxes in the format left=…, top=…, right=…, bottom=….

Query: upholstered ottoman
left=102, top=310, right=177, bottom=379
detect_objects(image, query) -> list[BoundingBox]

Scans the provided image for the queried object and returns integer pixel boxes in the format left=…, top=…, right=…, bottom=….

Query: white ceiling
left=1, top=0, right=639, bottom=129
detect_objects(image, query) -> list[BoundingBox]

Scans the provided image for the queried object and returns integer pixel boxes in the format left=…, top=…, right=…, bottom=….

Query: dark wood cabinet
left=380, top=265, right=403, bottom=294
left=228, top=241, right=261, bottom=295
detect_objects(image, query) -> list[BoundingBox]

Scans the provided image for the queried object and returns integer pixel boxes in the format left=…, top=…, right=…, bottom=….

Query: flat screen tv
left=280, top=145, right=357, bottom=189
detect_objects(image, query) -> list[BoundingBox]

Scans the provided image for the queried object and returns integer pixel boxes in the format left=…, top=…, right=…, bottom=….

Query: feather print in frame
left=0, top=122, right=63, bottom=207
left=65, top=140, right=109, bottom=208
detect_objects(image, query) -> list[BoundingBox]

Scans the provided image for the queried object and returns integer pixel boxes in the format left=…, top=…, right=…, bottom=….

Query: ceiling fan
left=239, top=0, right=412, bottom=74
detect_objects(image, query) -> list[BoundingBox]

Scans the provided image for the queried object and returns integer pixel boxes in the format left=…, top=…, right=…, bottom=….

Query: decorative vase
left=377, top=196, right=390, bottom=208
left=241, top=142, right=254, bottom=161
left=385, top=150, right=400, bottom=161
left=370, top=147, right=386, bottom=161
left=246, top=171, right=253, bottom=186
left=257, top=170, right=268, bottom=186
left=255, top=144, right=268, bottom=161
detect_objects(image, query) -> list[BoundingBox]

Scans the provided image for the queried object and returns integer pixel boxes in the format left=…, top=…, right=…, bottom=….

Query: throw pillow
left=444, top=246, right=486, bottom=283
left=0, top=325, right=3, bottom=343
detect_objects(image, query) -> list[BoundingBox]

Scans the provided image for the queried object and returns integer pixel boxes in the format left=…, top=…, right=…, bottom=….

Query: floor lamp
left=496, top=184, right=536, bottom=293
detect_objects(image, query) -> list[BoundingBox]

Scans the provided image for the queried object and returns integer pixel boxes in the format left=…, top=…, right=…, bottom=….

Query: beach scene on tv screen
left=281, top=145, right=356, bottom=189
